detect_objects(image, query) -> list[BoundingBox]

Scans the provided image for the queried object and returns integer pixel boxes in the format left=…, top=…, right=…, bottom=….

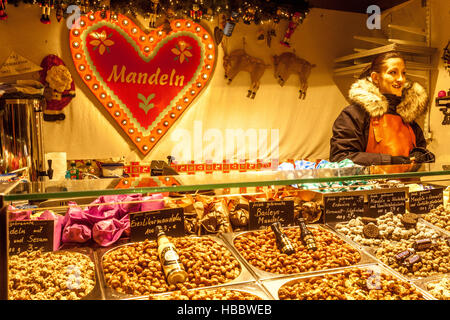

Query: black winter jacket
left=330, top=78, right=429, bottom=166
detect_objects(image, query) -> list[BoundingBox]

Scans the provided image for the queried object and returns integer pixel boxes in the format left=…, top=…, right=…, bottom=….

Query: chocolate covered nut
left=363, top=223, right=379, bottom=238
left=401, top=213, right=418, bottom=228
left=361, top=217, right=377, bottom=225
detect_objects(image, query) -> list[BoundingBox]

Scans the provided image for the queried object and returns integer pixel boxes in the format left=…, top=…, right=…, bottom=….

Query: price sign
left=249, top=200, right=294, bottom=230
left=129, top=207, right=184, bottom=242
left=368, top=191, right=406, bottom=217
left=9, top=220, right=54, bottom=255
left=324, top=195, right=365, bottom=223
left=409, top=188, right=444, bottom=214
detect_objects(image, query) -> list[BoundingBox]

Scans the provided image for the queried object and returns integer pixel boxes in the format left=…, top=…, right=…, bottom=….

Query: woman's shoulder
left=339, top=103, right=369, bottom=119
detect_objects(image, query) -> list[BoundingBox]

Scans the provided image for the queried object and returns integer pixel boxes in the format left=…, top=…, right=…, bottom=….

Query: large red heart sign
left=69, top=12, right=216, bottom=155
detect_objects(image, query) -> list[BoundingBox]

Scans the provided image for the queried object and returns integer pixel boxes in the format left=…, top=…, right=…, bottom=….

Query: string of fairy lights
left=0, top=0, right=310, bottom=26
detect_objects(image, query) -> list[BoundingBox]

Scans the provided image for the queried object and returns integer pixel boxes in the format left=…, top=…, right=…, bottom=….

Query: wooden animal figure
left=273, top=52, right=316, bottom=99
left=223, top=47, right=270, bottom=99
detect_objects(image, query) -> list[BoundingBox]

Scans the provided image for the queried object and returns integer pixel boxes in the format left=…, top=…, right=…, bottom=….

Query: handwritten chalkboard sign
left=129, top=207, right=184, bottom=242
left=324, top=195, right=365, bottom=223
left=368, top=191, right=406, bottom=217
left=409, top=188, right=444, bottom=214
left=9, top=220, right=54, bottom=255
left=249, top=200, right=294, bottom=230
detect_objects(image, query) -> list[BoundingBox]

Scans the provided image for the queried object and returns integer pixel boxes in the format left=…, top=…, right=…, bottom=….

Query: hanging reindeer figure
left=222, top=38, right=270, bottom=99
left=273, top=52, right=316, bottom=99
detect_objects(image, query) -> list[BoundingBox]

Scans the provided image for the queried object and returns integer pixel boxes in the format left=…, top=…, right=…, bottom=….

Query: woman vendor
left=329, top=51, right=435, bottom=166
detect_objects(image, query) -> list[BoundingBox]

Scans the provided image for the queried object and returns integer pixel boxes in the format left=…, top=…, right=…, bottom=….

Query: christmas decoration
left=39, top=54, right=76, bottom=121
left=280, top=11, right=307, bottom=47
left=0, top=0, right=7, bottom=20
left=39, top=0, right=54, bottom=24
left=148, top=0, right=159, bottom=28
left=222, top=38, right=270, bottom=99
left=242, top=3, right=255, bottom=25
left=7, top=1, right=310, bottom=28
left=273, top=52, right=315, bottom=99
left=189, top=1, right=202, bottom=23
left=55, top=0, right=64, bottom=22
left=223, top=11, right=239, bottom=37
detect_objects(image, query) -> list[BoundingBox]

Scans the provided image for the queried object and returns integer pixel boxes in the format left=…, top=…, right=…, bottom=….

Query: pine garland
left=5, top=0, right=310, bottom=23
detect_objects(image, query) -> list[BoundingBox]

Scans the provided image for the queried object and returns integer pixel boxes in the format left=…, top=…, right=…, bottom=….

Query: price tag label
left=8, top=220, right=54, bottom=255
left=324, top=195, right=365, bottom=223
left=129, top=207, right=184, bottom=242
left=249, top=200, right=294, bottom=230
left=368, top=191, right=406, bottom=217
left=409, top=188, right=444, bottom=214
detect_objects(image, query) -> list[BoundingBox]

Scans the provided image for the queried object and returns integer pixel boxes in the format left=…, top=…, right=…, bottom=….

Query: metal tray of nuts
left=327, top=216, right=446, bottom=252
left=418, top=218, right=450, bottom=238
left=260, top=263, right=435, bottom=300
left=221, top=224, right=376, bottom=281
left=95, top=235, right=256, bottom=300
left=362, top=235, right=450, bottom=282
left=8, top=247, right=103, bottom=300
left=139, top=281, right=274, bottom=300
left=411, top=274, right=450, bottom=300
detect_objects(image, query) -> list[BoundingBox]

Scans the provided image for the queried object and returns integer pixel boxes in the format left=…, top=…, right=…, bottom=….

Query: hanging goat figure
left=273, top=52, right=316, bottom=99
left=222, top=38, right=270, bottom=99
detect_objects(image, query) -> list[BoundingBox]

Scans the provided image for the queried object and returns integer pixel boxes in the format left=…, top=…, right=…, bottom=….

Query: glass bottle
left=156, top=225, right=187, bottom=285
left=297, top=217, right=317, bottom=251
left=270, top=221, right=295, bottom=255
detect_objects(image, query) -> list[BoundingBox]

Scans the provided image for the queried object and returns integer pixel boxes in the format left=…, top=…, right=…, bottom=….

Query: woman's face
left=371, top=57, right=406, bottom=96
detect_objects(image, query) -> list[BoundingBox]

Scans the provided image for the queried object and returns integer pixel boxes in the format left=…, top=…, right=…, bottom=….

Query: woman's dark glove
left=391, top=156, right=411, bottom=164
left=409, top=147, right=435, bottom=163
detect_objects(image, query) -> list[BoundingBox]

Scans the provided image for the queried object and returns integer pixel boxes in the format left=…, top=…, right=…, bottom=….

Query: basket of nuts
left=225, top=225, right=373, bottom=280
left=262, top=265, right=433, bottom=300
left=98, top=235, right=255, bottom=299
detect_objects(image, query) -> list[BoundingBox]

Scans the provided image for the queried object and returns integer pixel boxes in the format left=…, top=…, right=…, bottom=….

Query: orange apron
left=366, top=114, right=416, bottom=173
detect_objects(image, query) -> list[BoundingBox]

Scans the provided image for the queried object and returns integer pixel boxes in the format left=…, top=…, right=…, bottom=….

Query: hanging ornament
left=280, top=11, right=304, bottom=48
left=55, top=0, right=63, bottom=22
left=0, top=0, right=8, bottom=21
left=213, top=13, right=226, bottom=45
left=223, top=11, right=239, bottom=37
left=149, top=0, right=159, bottom=28
left=190, top=2, right=202, bottom=23
left=39, top=0, right=54, bottom=25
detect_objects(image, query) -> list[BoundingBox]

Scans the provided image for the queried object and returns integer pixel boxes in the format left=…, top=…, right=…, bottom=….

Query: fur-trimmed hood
left=348, top=78, right=428, bottom=123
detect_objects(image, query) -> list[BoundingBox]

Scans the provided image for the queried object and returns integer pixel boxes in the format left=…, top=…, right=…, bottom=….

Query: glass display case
left=1, top=162, right=450, bottom=300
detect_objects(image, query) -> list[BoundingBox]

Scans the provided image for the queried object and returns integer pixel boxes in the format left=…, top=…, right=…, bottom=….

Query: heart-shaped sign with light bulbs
left=69, top=12, right=216, bottom=155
